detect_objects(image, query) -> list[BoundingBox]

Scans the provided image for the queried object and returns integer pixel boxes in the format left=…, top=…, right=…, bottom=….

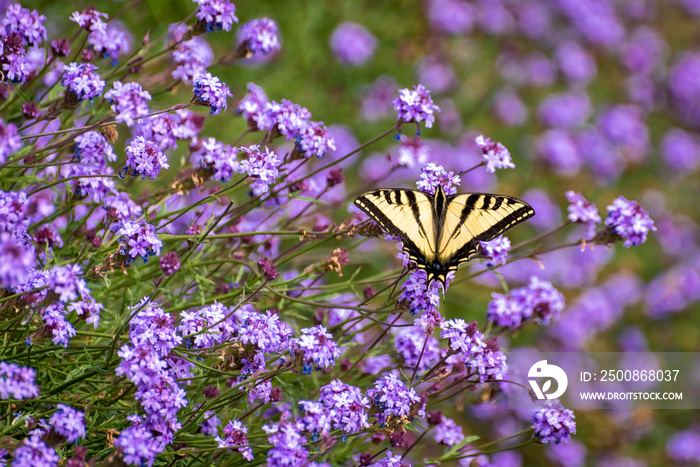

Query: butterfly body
left=354, top=185, right=535, bottom=287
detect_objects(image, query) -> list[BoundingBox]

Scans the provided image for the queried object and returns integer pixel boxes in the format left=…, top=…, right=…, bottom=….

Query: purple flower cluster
left=11, top=435, right=59, bottom=466
left=537, top=92, right=591, bottom=129
left=215, top=420, right=253, bottom=461
left=0, top=119, right=22, bottom=164
left=74, top=131, right=117, bottom=169
left=370, top=451, right=411, bottom=467
left=41, top=303, right=77, bottom=347
left=195, top=0, right=239, bottom=32
left=263, top=419, right=308, bottom=466
left=480, top=235, right=511, bottom=267
left=104, top=81, right=152, bottom=127
left=367, top=373, right=420, bottom=421
left=317, top=380, right=370, bottom=433
left=605, top=196, right=656, bottom=248
left=61, top=63, right=105, bottom=102
left=117, top=220, right=163, bottom=263
left=0, top=233, right=34, bottom=288
left=416, top=162, right=461, bottom=195
left=330, top=22, right=377, bottom=66
left=236, top=307, right=293, bottom=354
left=398, top=269, right=443, bottom=326
left=661, top=128, right=700, bottom=172
left=134, top=109, right=204, bottom=151
left=667, top=430, right=700, bottom=463
left=48, top=264, right=89, bottom=303
left=122, top=136, right=170, bottom=180
left=0, top=4, right=47, bottom=83
left=475, top=134, right=515, bottom=173
left=114, top=425, right=161, bottom=466
left=71, top=8, right=131, bottom=61
left=440, top=319, right=486, bottom=356
left=193, top=72, right=232, bottom=114
left=393, top=84, right=440, bottom=129
left=237, top=145, right=281, bottom=196
left=292, top=325, right=341, bottom=373
left=104, top=192, right=143, bottom=223
left=0, top=362, right=39, bottom=399
left=433, top=415, right=465, bottom=446
left=178, top=301, right=237, bottom=348
left=237, top=18, right=280, bottom=57
left=488, top=276, right=565, bottom=328
left=193, top=137, right=239, bottom=182
left=170, top=23, right=213, bottom=84
left=67, top=297, right=104, bottom=329
left=49, top=404, right=86, bottom=443
left=532, top=400, right=577, bottom=444
left=565, top=191, right=601, bottom=237
left=297, top=120, right=337, bottom=158
left=393, top=324, right=443, bottom=373
left=466, top=338, right=508, bottom=383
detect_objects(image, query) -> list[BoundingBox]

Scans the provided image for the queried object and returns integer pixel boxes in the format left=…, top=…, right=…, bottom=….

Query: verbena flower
left=67, top=298, right=104, bottom=329
left=236, top=308, right=293, bottom=353
left=114, top=425, right=162, bottom=466
left=178, top=301, right=237, bottom=349
left=398, top=269, right=443, bottom=320
left=48, top=264, right=89, bottom=303
left=122, top=137, right=169, bottom=180
left=11, top=434, right=59, bottom=466
left=160, top=251, right=181, bottom=276
left=433, top=415, right=464, bottom=446
left=0, top=233, right=34, bottom=289
left=12, top=268, right=49, bottom=305
left=61, top=62, right=106, bottom=102
left=236, top=82, right=269, bottom=128
left=475, top=134, right=515, bottom=173
left=83, top=15, right=131, bottom=61
left=488, top=276, right=565, bottom=328
left=667, top=430, right=700, bottom=463
left=393, top=324, right=442, bottom=373
left=330, top=22, right=377, bottom=66
left=263, top=419, right=308, bottom=466
left=70, top=8, right=107, bottom=30
left=41, top=303, right=77, bottom=347
left=370, top=451, right=411, bottom=467
left=297, top=121, right=336, bottom=158
left=117, top=220, right=163, bottom=263
left=195, top=0, right=239, bottom=32
left=0, top=119, right=22, bottom=164
left=318, top=380, right=370, bottom=433
left=661, top=128, right=700, bottom=172
left=466, top=337, right=508, bottom=382
left=367, top=373, right=420, bottom=421
left=237, top=18, right=281, bottom=57
left=565, top=191, right=601, bottom=237
left=200, top=411, right=220, bottom=436
left=605, top=196, right=656, bottom=248
left=440, top=319, right=486, bottom=356
left=2, top=4, right=47, bottom=46
left=74, top=131, right=117, bottom=166
left=193, top=137, right=239, bottom=182
left=395, top=135, right=429, bottom=168
left=292, top=325, right=341, bottom=373
left=193, top=72, right=232, bottom=114
left=416, top=162, right=460, bottom=195
left=104, top=192, right=143, bottom=222
left=480, top=235, right=511, bottom=266
left=0, top=362, right=39, bottom=400
left=237, top=145, right=281, bottom=196
left=171, top=25, right=213, bottom=84
left=532, top=400, right=577, bottom=444
left=216, top=420, right=253, bottom=461
left=393, top=84, right=440, bottom=129
left=537, top=92, right=591, bottom=129
left=49, top=404, right=86, bottom=443
left=104, top=81, right=152, bottom=127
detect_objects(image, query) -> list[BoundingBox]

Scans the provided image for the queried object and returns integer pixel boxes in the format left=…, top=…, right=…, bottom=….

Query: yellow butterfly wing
left=354, top=189, right=437, bottom=265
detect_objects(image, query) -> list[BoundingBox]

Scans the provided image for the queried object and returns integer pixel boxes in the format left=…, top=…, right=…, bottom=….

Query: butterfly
left=354, top=185, right=535, bottom=288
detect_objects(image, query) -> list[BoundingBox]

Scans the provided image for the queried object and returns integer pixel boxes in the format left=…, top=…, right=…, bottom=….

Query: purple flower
left=596, top=105, right=649, bottom=162
left=178, top=301, right=237, bottom=348
left=237, top=18, right=280, bottom=57
left=292, top=325, right=341, bottom=372
left=48, top=264, right=89, bottom=303
left=193, top=72, right=232, bottom=114
left=440, top=319, right=486, bottom=356
left=523, top=188, right=561, bottom=231
left=49, top=404, right=86, bottom=443
left=620, top=26, right=666, bottom=75
left=416, top=162, right=460, bottom=195
left=171, top=34, right=213, bottom=84
left=12, top=435, right=59, bottom=466
left=0, top=362, right=39, bottom=399
left=522, top=52, right=556, bottom=87
left=0, top=233, right=35, bottom=289
left=2, top=4, right=46, bottom=46
left=216, top=420, right=253, bottom=461
left=193, top=137, right=239, bottom=182
left=416, top=57, right=456, bottom=94
left=67, top=298, right=104, bottom=329
left=575, top=128, right=626, bottom=183
left=555, top=42, right=597, bottom=83
left=488, top=277, right=565, bottom=327
left=86, top=18, right=131, bottom=61
left=546, top=439, right=587, bottom=467
left=297, top=121, right=336, bottom=158
left=236, top=82, right=269, bottom=127
left=433, top=415, right=464, bottom=446
left=480, top=235, right=511, bottom=267
left=394, top=84, right=440, bottom=129
left=661, top=128, right=700, bottom=172
left=667, top=430, right=700, bottom=463
left=104, top=81, right=152, bottom=127
left=118, top=221, right=163, bottom=263
left=392, top=324, right=442, bottom=373
left=200, top=411, right=220, bottom=435
left=537, top=93, right=591, bottom=129
left=237, top=145, right=281, bottom=196
left=263, top=420, right=308, bottom=466
left=104, top=192, right=143, bottom=222
left=475, top=134, right=515, bottom=173
left=122, top=137, right=169, bottom=180
left=41, top=303, right=77, bottom=347
left=605, top=196, right=656, bottom=248
left=236, top=308, right=292, bottom=353
left=318, top=380, right=370, bottom=433
left=565, top=191, right=601, bottom=236
left=70, top=8, right=107, bottom=30
left=394, top=136, right=429, bottom=168
left=426, top=0, right=476, bottom=35
left=0, top=189, right=30, bottom=241
left=74, top=131, right=116, bottom=166
left=61, top=164, right=116, bottom=202
left=669, top=52, right=700, bottom=127
left=398, top=269, right=443, bottom=324
left=532, top=400, right=576, bottom=444
left=536, top=129, right=583, bottom=177
left=12, top=268, right=49, bottom=305
left=367, top=373, right=420, bottom=420
left=492, top=89, right=528, bottom=127
left=467, top=338, right=508, bottom=383
left=195, top=0, right=239, bottom=32
left=330, top=22, right=377, bottom=66
left=477, top=1, right=515, bottom=36
left=61, top=63, right=105, bottom=102
left=0, top=118, right=22, bottom=164
left=370, top=451, right=411, bottom=467
left=114, top=425, right=162, bottom=467
left=361, top=75, right=398, bottom=121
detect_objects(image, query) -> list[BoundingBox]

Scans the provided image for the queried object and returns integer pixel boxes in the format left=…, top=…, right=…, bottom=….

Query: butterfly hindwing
left=437, top=193, right=535, bottom=267
left=354, top=189, right=437, bottom=265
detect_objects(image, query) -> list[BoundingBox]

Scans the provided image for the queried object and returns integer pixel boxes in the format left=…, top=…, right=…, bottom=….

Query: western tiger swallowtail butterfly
left=354, top=185, right=535, bottom=287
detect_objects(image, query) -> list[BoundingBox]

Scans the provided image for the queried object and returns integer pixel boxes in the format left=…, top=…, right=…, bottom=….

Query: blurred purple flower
left=361, top=75, right=398, bottom=121
left=0, top=118, right=22, bottom=164
left=667, top=430, right=700, bottom=462
left=171, top=31, right=213, bottom=84
left=476, top=134, right=515, bottom=173
left=537, top=129, right=583, bottom=176
left=330, top=22, right=377, bottom=66
left=433, top=415, right=464, bottom=446
left=0, top=233, right=35, bottom=289
left=61, top=63, right=105, bottom=102
left=0, top=362, right=39, bottom=400
left=87, top=19, right=131, bottom=61
left=12, top=435, right=59, bottom=466
left=532, top=400, right=576, bottom=444
left=480, top=235, right=511, bottom=267
left=193, top=72, right=232, bottom=114
left=575, top=127, right=626, bottom=183
left=416, top=57, right=456, bottom=94
left=644, top=263, right=700, bottom=317
left=522, top=52, right=556, bottom=87
left=370, top=451, right=410, bottom=467
left=522, top=189, right=561, bottom=231
left=478, top=0, right=515, bottom=36
left=620, top=26, right=667, bottom=75
left=49, top=404, right=86, bottom=443
left=669, top=52, right=700, bottom=127
left=492, top=88, right=528, bottom=127
left=546, top=439, right=587, bottom=467
left=200, top=411, right=220, bottom=435
left=237, top=18, right=280, bottom=57
left=555, top=0, right=625, bottom=49
left=554, top=42, right=597, bottom=83
left=426, top=0, right=476, bottom=35
left=488, top=277, right=564, bottom=328
left=195, top=0, right=238, bottom=32
left=537, top=93, right=591, bottom=129
left=605, top=196, right=656, bottom=247
left=660, top=128, right=700, bottom=172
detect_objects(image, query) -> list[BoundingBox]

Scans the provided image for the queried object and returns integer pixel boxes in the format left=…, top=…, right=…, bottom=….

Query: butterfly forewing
left=354, top=189, right=437, bottom=264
